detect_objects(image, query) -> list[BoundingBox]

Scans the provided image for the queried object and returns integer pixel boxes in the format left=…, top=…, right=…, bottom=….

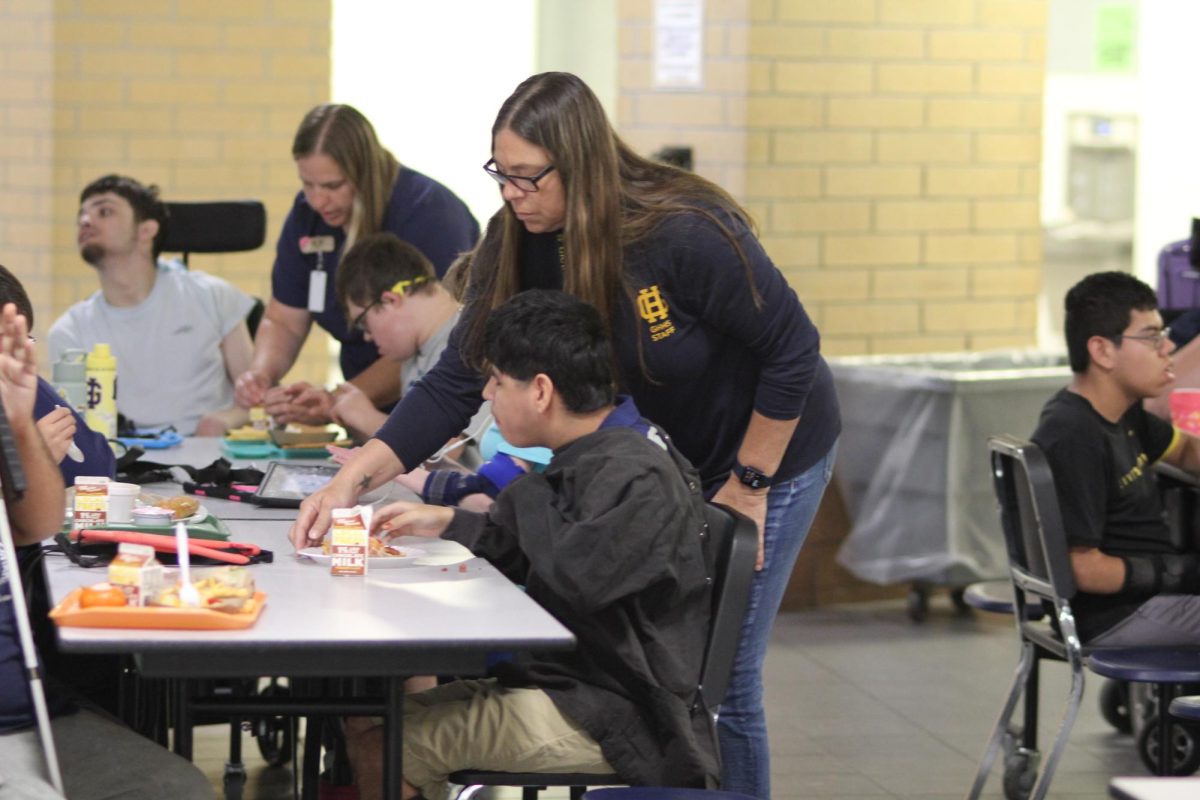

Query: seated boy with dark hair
left=339, top=289, right=718, bottom=800
left=1033, top=271, right=1200, bottom=647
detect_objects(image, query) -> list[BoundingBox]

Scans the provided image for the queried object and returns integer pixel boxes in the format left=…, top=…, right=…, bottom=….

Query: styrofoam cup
left=107, top=481, right=140, bottom=523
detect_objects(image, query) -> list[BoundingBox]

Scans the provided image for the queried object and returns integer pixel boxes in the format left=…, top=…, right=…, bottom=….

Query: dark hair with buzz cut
left=0, top=265, right=34, bottom=331
left=482, top=289, right=615, bottom=414
left=1064, top=271, right=1159, bottom=373
left=335, top=232, right=438, bottom=318
left=79, top=174, right=171, bottom=257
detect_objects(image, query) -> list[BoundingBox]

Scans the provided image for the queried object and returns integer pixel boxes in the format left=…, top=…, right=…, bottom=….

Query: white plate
left=297, top=545, right=427, bottom=569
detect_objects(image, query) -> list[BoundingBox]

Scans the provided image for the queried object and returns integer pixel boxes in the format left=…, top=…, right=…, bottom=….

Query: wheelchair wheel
left=1100, top=679, right=1133, bottom=734
left=1002, top=749, right=1038, bottom=800
left=253, top=681, right=294, bottom=767
left=1136, top=717, right=1200, bottom=775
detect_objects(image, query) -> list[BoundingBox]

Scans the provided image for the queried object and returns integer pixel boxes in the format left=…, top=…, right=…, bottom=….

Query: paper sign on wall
left=654, top=0, right=704, bottom=89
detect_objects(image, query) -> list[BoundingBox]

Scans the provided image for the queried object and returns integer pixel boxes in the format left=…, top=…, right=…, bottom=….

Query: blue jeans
left=718, top=440, right=837, bottom=798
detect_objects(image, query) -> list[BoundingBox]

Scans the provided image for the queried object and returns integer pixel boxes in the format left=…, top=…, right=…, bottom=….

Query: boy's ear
left=137, top=218, right=159, bottom=248
left=1087, top=335, right=1118, bottom=371
left=531, top=373, right=555, bottom=413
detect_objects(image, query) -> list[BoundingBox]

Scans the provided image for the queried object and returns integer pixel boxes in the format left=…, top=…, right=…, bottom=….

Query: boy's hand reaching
left=372, top=501, right=454, bottom=540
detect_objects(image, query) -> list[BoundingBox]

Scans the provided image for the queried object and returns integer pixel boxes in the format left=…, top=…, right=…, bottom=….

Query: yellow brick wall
left=616, top=0, right=1046, bottom=355
left=0, top=0, right=333, bottom=386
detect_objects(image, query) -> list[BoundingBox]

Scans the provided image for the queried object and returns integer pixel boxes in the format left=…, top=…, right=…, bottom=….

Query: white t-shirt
left=48, top=265, right=253, bottom=434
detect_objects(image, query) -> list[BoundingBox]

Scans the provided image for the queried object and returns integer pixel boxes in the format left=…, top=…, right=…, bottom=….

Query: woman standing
left=291, top=73, right=839, bottom=798
left=235, top=104, right=479, bottom=422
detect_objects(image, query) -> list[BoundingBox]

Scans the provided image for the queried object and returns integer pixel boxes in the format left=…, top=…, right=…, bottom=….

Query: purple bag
left=1158, top=218, right=1200, bottom=310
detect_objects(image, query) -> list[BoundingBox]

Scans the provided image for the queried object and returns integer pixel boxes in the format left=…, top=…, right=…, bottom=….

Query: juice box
left=107, top=542, right=164, bottom=607
left=73, top=476, right=110, bottom=530
left=329, top=506, right=372, bottom=577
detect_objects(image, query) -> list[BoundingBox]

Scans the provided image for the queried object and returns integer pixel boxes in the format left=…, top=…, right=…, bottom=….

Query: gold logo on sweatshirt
left=637, top=285, right=676, bottom=341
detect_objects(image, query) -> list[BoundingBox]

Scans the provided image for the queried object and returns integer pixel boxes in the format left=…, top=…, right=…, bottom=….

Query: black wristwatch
left=733, top=460, right=773, bottom=490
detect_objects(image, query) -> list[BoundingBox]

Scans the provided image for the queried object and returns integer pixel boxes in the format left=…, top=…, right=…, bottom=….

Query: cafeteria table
left=47, top=464, right=575, bottom=797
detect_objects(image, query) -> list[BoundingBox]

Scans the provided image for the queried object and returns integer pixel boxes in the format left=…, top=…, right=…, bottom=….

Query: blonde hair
left=462, top=72, right=759, bottom=371
left=293, top=104, right=400, bottom=250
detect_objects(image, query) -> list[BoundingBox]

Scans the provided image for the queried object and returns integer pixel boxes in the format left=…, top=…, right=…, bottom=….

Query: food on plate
left=270, top=423, right=339, bottom=447
left=157, top=495, right=200, bottom=520
left=320, top=536, right=409, bottom=558
left=80, top=582, right=129, bottom=608
left=150, top=566, right=256, bottom=613
left=226, top=425, right=270, bottom=442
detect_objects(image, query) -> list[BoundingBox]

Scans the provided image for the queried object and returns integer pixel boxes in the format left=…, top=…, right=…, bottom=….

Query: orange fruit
left=80, top=582, right=128, bottom=608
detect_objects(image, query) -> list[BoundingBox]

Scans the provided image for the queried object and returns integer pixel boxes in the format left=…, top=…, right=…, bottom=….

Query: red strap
left=74, top=529, right=254, bottom=565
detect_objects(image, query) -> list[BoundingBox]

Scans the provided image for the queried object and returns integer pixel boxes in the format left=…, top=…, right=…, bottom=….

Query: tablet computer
left=252, top=462, right=340, bottom=508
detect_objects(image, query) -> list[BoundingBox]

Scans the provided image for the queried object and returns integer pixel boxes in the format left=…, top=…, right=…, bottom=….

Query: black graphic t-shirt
left=1032, top=389, right=1180, bottom=640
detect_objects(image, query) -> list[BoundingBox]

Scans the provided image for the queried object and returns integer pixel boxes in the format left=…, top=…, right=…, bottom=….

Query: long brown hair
left=462, top=72, right=759, bottom=369
left=292, top=104, right=400, bottom=251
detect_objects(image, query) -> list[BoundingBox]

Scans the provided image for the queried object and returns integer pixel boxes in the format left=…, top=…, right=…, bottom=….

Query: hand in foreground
left=372, top=501, right=454, bottom=540
left=0, top=304, right=38, bottom=424
left=288, top=477, right=362, bottom=550
left=711, top=475, right=769, bottom=571
left=265, top=381, right=335, bottom=425
left=36, top=406, right=77, bottom=463
left=234, top=368, right=273, bottom=409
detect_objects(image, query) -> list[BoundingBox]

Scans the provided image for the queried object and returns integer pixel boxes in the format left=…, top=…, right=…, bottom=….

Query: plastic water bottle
left=52, top=348, right=88, bottom=412
left=84, top=343, right=117, bottom=439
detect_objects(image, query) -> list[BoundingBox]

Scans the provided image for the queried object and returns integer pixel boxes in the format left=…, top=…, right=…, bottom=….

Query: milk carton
left=107, top=542, right=164, bottom=607
left=329, top=506, right=372, bottom=577
left=73, top=476, right=110, bottom=529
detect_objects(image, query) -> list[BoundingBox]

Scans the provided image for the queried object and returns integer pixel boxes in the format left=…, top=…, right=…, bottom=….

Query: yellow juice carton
left=329, top=506, right=372, bottom=577
left=107, top=542, right=164, bottom=607
left=73, top=476, right=110, bottom=530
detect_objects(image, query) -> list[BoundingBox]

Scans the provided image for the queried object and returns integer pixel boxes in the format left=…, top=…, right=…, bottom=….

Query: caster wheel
left=253, top=682, right=294, bottom=767
left=1100, top=680, right=1133, bottom=734
left=907, top=586, right=929, bottom=623
left=1003, top=749, right=1039, bottom=800
left=950, top=587, right=969, bottom=614
left=1137, top=716, right=1200, bottom=775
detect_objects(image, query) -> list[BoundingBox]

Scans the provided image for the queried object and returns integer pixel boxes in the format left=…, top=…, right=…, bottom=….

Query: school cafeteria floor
left=193, top=593, right=1147, bottom=799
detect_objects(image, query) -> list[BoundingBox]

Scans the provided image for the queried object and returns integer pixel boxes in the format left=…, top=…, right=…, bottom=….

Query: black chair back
left=160, top=200, right=267, bottom=264
left=988, top=435, right=1077, bottom=634
left=697, top=503, right=758, bottom=713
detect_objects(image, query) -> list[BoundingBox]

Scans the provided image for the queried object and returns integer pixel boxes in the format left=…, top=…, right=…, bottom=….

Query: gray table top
left=1109, top=777, right=1200, bottom=800
left=48, top=509, right=574, bottom=678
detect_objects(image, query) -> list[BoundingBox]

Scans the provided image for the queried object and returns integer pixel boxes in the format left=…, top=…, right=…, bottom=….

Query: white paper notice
left=654, top=0, right=703, bottom=89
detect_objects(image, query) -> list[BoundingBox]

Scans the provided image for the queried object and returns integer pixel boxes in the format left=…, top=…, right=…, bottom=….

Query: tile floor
left=193, top=593, right=1155, bottom=799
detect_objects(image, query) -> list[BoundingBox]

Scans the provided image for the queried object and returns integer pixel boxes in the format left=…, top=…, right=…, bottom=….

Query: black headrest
left=160, top=201, right=267, bottom=254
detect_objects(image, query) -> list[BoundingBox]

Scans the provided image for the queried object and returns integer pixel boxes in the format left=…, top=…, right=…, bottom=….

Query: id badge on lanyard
left=300, top=235, right=336, bottom=313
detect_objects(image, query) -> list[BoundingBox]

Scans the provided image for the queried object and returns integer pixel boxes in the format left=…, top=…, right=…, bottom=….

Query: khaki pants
left=392, top=678, right=614, bottom=800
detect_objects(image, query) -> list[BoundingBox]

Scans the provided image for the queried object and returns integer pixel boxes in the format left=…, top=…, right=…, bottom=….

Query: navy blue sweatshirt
left=375, top=209, right=840, bottom=494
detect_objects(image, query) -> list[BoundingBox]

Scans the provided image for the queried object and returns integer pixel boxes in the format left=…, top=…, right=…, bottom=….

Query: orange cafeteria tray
left=50, top=589, right=266, bottom=631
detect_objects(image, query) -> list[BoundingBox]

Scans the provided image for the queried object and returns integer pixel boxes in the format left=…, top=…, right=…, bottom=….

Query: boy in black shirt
left=1033, top=271, right=1200, bottom=645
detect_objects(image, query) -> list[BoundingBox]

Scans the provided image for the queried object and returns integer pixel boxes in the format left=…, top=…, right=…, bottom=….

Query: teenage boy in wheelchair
left=1032, top=271, right=1200, bottom=647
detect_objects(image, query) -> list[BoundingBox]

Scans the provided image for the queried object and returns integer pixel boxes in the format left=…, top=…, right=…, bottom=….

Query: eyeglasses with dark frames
left=483, top=159, right=556, bottom=192
left=350, top=277, right=430, bottom=333
left=1109, top=327, right=1173, bottom=349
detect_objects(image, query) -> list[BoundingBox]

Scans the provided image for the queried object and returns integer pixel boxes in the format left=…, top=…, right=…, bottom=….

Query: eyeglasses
left=1110, top=327, right=1173, bottom=349
left=350, top=277, right=429, bottom=333
left=483, top=159, right=555, bottom=192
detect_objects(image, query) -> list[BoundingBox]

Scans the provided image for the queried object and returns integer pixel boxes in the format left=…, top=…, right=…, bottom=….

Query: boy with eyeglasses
left=330, top=233, right=465, bottom=441
left=1033, top=271, right=1200, bottom=646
